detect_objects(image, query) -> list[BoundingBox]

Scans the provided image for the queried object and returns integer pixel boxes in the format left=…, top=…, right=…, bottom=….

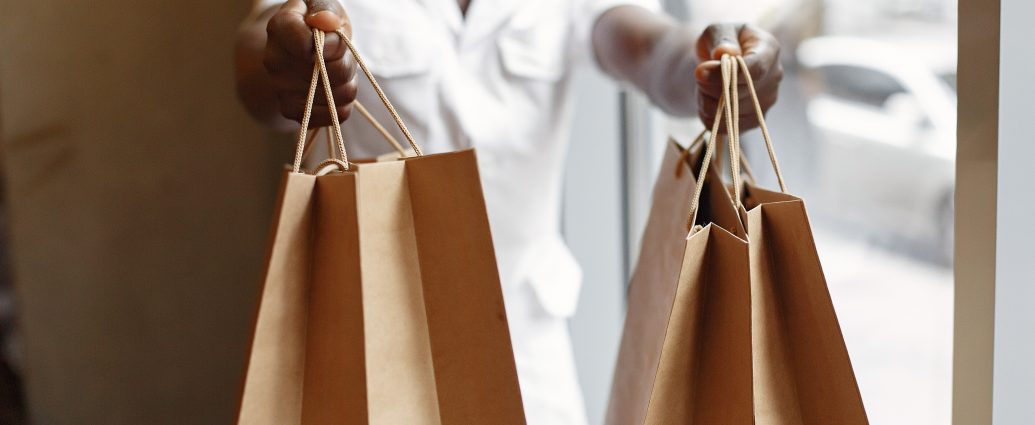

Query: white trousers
left=504, top=282, right=588, bottom=425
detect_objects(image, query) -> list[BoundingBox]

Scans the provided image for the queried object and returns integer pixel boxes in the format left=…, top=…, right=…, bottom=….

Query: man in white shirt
left=235, top=0, right=782, bottom=423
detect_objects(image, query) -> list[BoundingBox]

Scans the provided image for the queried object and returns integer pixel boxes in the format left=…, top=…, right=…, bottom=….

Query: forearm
left=592, top=6, right=698, bottom=116
left=234, top=6, right=297, bottom=131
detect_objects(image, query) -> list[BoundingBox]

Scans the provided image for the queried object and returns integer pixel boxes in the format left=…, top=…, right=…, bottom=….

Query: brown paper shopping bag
left=607, top=54, right=867, bottom=425
left=722, top=54, right=867, bottom=424
left=237, top=29, right=525, bottom=425
left=605, top=118, right=754, bottom=424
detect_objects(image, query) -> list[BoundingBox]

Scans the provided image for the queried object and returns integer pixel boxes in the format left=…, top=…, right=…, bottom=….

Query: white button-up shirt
left=256, top=0, right=659, bottom=422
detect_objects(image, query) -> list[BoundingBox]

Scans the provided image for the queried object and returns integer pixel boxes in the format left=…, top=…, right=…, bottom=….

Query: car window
left=815, top=65, right=907, bottom=108
left=939, top=73, right=957, bottom=93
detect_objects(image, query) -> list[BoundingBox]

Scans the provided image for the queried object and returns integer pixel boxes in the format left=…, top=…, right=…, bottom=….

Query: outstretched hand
left=694, top=23, right=782, bottom=130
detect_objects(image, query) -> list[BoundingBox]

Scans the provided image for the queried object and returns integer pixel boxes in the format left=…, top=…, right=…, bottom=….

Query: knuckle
left=307, top=114, right=326, bottom=129
left=280, top=102, right=302, bottom=121
left=323, top=32, right=348, bottom=60
left=343, top=56, right=357, bottom=79
left=266, top=12, right=297, bottom=40
left=266, top=12, right=285, bottom=35
left=337, top=104, right=353, bottom=121
left=268, top=18, right=311, bottom=58
left=697, top=80, right=717, bottom=94
left=335, top=80, right=358, bottom=101
left=703, top=23, right=726, bottom=39
left=327, top=60, right=351, bottom=84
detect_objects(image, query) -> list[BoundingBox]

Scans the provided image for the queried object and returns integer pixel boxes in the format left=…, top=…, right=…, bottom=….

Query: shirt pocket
left=496, top=4, right=571, bottom=82
left=351, top=22, right=433, bottom=79
left=345, top=18, right=435, bottom=155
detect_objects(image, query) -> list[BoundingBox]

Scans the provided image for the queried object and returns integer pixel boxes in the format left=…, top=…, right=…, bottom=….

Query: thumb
left=302, top=0, right=346, bottom=32
left=697, top=23, right=744, bottom=61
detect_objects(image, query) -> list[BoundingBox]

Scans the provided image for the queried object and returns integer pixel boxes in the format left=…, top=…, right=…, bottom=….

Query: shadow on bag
left=236, top=29, right=525, bottom=425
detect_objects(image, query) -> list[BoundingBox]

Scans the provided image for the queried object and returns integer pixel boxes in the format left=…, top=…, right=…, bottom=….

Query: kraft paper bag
left=742, top=181, right=867, bottom=424
left=237, top=29, right=525, bottom=425
left=606, top=135, right=753, bottom=425
left=726, top=53, right=867, bottom=424
left=607, top=54, right=866, bottom=424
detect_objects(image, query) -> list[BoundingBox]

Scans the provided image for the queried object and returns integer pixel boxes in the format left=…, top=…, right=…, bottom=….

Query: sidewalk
left=817, top=230, right=953, bottom=425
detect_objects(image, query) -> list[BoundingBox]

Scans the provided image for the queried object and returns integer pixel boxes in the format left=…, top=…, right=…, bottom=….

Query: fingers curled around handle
left=696, top=23, right=746, bottom=61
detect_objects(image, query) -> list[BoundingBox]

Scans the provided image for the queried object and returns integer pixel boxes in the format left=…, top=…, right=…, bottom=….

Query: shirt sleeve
left=571, top=0, right=663, bottom=70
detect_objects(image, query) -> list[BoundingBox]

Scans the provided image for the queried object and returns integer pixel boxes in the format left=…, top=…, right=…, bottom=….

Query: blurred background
left=0, top=0, right=956, bottom=423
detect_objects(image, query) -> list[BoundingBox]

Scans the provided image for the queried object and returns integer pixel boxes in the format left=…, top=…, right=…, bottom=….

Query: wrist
left=235, top=5, right=296, bottom=131
left=646, top=24, right=699, bottom=116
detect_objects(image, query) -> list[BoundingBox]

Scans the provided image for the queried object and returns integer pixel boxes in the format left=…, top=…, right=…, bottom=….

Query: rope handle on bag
left=685, top=58, right=731, bottom=232
left=299, top=101, right=409, bottom=163
left=685, top=54, right=788, bottom=232
left=337, top=28, right=422, bottom=156
left=676, top=131, right=757, bottom=186
left=736, top=55, right=786, bottom=193
left=293, top=30, right=348, bottom=172
left=353, top=101, right=408, bottom=154
left=292, top=28, right=424, bottom=173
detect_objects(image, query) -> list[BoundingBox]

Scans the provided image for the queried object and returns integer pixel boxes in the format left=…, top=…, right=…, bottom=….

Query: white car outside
left=797, top=35, right=957, bottom=262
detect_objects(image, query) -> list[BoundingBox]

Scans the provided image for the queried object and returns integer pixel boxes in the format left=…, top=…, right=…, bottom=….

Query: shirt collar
left=420, top=0, right=522, bottom=44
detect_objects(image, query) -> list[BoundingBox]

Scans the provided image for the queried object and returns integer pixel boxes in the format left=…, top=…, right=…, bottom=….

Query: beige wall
left=0, top=1, right=289, bottom=423
left=953, top=0, right=998, bottom=423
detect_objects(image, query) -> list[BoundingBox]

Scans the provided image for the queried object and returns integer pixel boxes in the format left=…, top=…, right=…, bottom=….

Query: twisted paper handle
left=292, top=28, right=424, bottom=173
left=299, top=101, right=409, bottom=164
left=686, top=54, right=788, bottom=232
left=336, top=29, right=423, bottom=157
left=685, top=56, right=732, bottom=232
left=293, top=30, right=349, bottom=172
left=736, top=56, right=786, bottom=193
